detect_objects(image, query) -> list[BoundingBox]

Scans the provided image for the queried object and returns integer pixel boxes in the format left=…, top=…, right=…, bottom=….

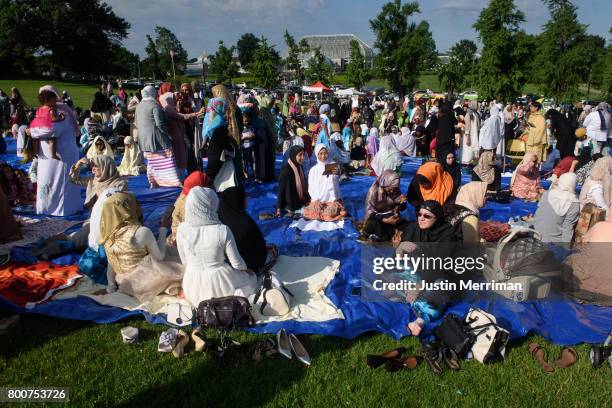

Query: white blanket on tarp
left=52, top=255, right=344, bottom=325
left=289, top=219, right=344, bottom=232
left=252, top=255, right=344, bottom=323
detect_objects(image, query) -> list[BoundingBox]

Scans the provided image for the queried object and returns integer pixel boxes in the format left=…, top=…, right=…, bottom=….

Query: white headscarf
left=479, top=106, right=503, bottom=150
left=394, top=126, right=415, bottom=156
left=547, top=172, right=579, bottom=216
left=87, top=135, right=114, bottom=159
left=184, top=186, right=221, bottom=227
left=371, top=135, right=402, bottom=176
left=38, top=85, right=60, bottom=98
left=141, top=85, right=156, bottom=101
left=307, top=144, right=341, bottom=202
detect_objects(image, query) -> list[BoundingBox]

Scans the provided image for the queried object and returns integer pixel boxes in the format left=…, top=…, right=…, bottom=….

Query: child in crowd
left=30, top=89, right=64, bottom=160
left=241, top=111, right=257, bottom=179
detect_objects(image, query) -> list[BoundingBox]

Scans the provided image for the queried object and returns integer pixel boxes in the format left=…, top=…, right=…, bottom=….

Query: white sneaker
left=158, top=328, right=178, bottom=352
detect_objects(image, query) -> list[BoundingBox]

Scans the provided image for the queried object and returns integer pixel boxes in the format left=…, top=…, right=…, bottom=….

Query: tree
left=581, top=35, right=606, bottom=99
left=370, top=0, right=437, bottom=100
left=237, top=33, right=259, bottom=68
left=143, top=35, right=162, bottom=79
left=248, top=37, right=281, bottom=90
left=0, top=0, right=129, bottom=76
left=437, top=39, right=478, bottom=96
left=534, top=0, right=594, bottom=101
left=345, top=39, right=371, bottom=90
left=152, top=26, right=188, bottom=77
left=108, top=45, right=140, bottom=78
left=603, top=28, right=612, bottom=100
left=209, top=41, right=239, bottom=84
left=284, top=30, right=310, bottom=85
left=304, top=48, right=334, bottom=85
left=473, top=0, right=529, bottom=100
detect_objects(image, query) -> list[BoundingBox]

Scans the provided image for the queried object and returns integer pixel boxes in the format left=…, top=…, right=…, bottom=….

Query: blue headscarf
left=202, top=97, right=227, bottom=143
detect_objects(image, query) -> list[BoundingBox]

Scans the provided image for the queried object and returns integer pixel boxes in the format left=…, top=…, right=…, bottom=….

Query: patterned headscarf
left=202, top=97, right=227, bottom=142
left=184, top=186, right=220, bottom=226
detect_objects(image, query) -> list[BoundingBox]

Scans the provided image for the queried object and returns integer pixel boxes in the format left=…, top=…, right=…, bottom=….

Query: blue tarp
left=1, top=136, right=611, bottom=345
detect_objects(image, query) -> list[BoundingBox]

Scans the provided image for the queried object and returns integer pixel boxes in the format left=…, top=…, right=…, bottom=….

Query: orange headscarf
left=158, top=82, right=174, bottom=101
left=416, top=162, right=453, bottom=205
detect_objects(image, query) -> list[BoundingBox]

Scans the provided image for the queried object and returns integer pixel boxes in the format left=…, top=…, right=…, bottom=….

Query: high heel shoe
left=366, top=347, right=406, bottom=369
left=172, top=330, right=190, bottom=358
left=277, top=329, right=292, bottom=359
left=289, top=334, right=311, bottom=366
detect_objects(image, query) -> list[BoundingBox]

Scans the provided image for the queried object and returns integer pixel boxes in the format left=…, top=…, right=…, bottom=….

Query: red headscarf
left=158, top=82, right=174, bottom=101
left=552, top=156, right=575, bottom=178
left=182, top=171, right=211, bottom=195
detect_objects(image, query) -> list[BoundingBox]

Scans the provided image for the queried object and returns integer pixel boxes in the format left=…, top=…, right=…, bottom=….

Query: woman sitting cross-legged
left=276, top=145, right=310, bottom=217
left=510, top=152, right=543, bottom=202
left=445, top=181, right=488, bottom=243
left=219, top=186, right=278, bottom=275
left=177, top=186, right=257, bottom=307
left=117, top=136, right=145, bottom=176
left=399, top=200, right=457, bottom=336
left=303, top=144, right=347, bottom=222
left=472, top=150, right=501, bottom=197
left=100, top=192, right=183, bottom=300
left=532, top=172, right=580, bottom=243
left=168, top=171, right=212, bottom=246
left=362, top=170, right=407, bottom=242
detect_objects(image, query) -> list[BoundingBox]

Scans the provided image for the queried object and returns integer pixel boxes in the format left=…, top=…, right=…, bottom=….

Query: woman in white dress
left=177, top=186, right=256, bottom=307
left=460, top=100, right=480, bottom=165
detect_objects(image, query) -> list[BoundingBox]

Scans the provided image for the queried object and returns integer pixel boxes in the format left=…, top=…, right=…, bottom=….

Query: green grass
left=0, top=314, right=609, bottom=407
left=0, top=79, right=99, bottom=111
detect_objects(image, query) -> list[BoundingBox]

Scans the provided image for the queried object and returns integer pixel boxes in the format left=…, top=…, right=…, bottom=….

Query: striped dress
left=143, top=149, right=182, bottom=187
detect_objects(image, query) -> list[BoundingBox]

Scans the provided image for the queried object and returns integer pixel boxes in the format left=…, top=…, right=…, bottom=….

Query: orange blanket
left=0, top=262, right=82, bottom=309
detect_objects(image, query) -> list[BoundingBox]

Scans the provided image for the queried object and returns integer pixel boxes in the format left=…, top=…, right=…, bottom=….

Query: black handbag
left=433, top=313, right=474, bottom=356
left=196, top=296, right=255, bottom=330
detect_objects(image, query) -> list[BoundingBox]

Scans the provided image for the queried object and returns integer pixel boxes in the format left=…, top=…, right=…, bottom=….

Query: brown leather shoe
left=366, top=347, right=407, bottom=369
left=385, top=355, right=420, bottom=372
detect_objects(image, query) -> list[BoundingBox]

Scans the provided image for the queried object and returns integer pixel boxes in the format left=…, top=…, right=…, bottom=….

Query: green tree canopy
left=143, top=35, right=162, bottom=79
left=0, top=0, right=129, bottom=76
left=602, top=27, right=612, bottom=100
left=248, top=37, right=281, bottom=90
left=151, top=26, right=188, bottom=77
left=437, top=39, right=478, bottom=96
left=370, top=0, right=437, bottom=99
left=473, top=0, right=529, bottom=100
left=304, top=48, right=334, bottom=85
left=209, top=41, right=239, bottom=84
left=284, top=30, right=310, bottom=85
left=345, top=39, right=371, bottom=90
left=237, top=33, right=259, bottom=68
left=534, top=0, right=595, bottom=101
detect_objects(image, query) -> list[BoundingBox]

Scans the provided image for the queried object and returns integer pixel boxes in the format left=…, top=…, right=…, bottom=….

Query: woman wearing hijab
left=117, top=136, right=144, bottom=176
left=579, top=156, right=612, bottom=212
left=532, top=172, right=580, bottom=243
left=136, top=85, right=182, bottom=188
left=177, top=186, right=257, bottom=306
left=30, top=85, right=81, bottom=216
left=211, top=84, right=243, bottom=148
left=510, top=152, right=543, bottom=201
left=159, top=92, right=201, bottom=174
left=399, top=200, right=457, bottom=336
left=521, top=102, right=547, bottom=162
left=363, top=170, right=407, bottom=242
left=461, top=100, right=480, bottom=165
left=318, top=104, right=332, bottom=146
left=478, top=105, right=503, bottom=152
left=443, top=151, right=462, bottom=199
left=395, top=126, right=416, bottom=157
left=101, top=192, right=183, bottom=299
left=366, top=125, right=379, bottom=169
left=242, top=97, right=275, bottom=183
left=445, top=181, right=488, bottom=242
left=546, top=108, right=576, bottom=158
left=204, top=98, right=243, bottom=191
left=169, top=171, right=212, bottom=246
left=70, top=155, right=127, bottom=209
left=472, top=150, right=501, bottom=196
left=406, top=161, right=453, bottom=207
left=219, top=186, right=277, bottom=274
left=350, top=136, right=367, bottom=169
left=371, top=135, right=402, bottom=177
left=276, top=145, right=309, bottom=216
left=304, top=144, right=347, bottom=222
left=435, top=103, right=458, bottom=166
left=86, top=135, right=114, bottom=159
left=583, top=102, right=611, bottom=155
left=550, top=155, right=577, bottom=182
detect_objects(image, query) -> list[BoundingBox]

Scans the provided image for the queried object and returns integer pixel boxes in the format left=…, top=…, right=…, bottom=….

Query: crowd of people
left=1, top=81, right=611, bottom=337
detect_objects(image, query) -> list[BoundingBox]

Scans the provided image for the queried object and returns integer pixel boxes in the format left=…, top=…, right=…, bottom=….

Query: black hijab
left=442, top=153, right=462, bottom=196
left=218, top=186, right=267, bottom=271
left=546, top=109, right=575, bottom=158
left=401, top=200, right=457, bottom=244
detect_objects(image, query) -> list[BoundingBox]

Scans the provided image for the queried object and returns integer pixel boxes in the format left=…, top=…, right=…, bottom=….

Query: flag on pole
left=170, top=49, right=174, bottom=58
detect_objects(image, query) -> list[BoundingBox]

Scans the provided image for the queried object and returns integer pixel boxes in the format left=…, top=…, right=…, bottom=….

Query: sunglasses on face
left=417, top=212, right=435, bottom=220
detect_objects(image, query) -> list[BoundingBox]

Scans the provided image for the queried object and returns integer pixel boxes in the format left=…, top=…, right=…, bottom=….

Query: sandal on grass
left=191, top=329, right=206, bottom=352
left=528, top=342, right=555, bottom=373
left=554, top=347, right=578, bottom=369
left=172, top=330, right=190, bottom=358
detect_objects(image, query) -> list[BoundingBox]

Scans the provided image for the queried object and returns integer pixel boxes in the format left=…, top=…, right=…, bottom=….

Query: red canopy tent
left=302, top=81, right=333, bottom=93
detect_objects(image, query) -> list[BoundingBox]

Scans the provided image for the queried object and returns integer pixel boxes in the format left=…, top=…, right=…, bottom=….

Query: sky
left=105, top=0, right=611, bottom=59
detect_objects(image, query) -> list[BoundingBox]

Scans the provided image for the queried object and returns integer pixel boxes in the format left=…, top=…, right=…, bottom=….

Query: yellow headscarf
left=87, top=136, right=114, bottom=159
left=99, top=191, right=141, bottom=245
